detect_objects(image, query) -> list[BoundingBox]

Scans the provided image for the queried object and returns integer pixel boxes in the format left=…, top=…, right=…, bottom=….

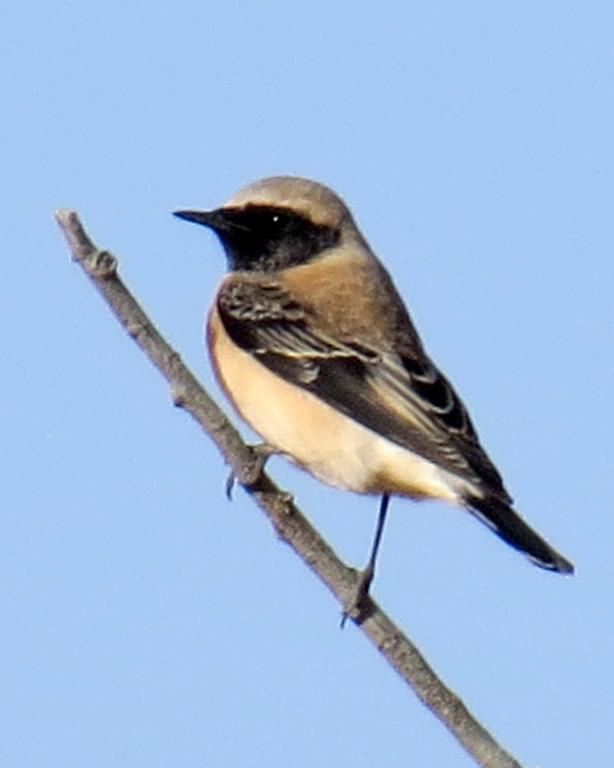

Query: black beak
left=173, top=208, right=248, bottom=236
left=174, top=208, right=222, bottom=228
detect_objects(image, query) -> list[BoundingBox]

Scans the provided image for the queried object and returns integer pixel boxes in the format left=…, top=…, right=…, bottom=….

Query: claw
left=225, top=470, right=237, bottom=500
left=340, top=566, right=375, bottom=628
left=225, top=443, right=279, bottom=500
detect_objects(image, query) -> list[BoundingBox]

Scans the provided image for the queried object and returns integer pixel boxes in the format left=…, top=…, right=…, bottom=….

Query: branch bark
left=55, top=210, right=524, bottom=768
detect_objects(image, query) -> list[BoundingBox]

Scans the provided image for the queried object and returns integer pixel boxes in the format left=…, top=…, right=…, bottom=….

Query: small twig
left=55, top=209, right=524, bottom=768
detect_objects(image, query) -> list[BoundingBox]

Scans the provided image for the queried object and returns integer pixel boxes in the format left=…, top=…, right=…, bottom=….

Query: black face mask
left=174, top=204, right=341, bottom=272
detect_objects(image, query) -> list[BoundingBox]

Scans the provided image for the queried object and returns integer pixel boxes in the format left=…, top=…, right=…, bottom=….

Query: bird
left=174, top=176, right=574, bottom=606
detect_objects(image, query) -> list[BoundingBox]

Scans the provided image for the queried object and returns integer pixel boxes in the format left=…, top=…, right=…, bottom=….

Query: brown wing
left=217, top=279, right=511, bottom=502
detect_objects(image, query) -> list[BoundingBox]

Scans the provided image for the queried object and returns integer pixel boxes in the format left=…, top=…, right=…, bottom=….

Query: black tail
left=467, top=495, right=574, bottom=574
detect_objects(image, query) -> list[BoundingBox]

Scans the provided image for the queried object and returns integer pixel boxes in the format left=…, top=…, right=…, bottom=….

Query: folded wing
left=217, top=279, right=510, bottom=503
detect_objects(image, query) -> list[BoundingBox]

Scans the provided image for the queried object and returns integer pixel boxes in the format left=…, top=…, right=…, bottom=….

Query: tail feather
left=467, top=495, right=574, bottom=574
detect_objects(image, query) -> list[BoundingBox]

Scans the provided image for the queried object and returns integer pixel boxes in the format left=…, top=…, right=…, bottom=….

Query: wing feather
left=217, top=280, right=510, bottom=501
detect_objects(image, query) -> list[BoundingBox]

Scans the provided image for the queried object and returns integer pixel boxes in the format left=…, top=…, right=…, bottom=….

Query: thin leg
left=341, top=494, right=390, bottom=626
left=366, top=492, right=390, bottom=577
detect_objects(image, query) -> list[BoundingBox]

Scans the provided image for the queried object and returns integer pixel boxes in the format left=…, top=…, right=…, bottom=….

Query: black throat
left=193, top=204, right=341, bottom=272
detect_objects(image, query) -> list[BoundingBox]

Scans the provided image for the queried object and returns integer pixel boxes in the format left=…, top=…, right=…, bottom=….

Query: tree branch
left=55, top=209, right=524, bottom=768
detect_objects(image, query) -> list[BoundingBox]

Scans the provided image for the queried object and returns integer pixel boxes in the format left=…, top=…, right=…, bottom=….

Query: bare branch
left=55, top=209, right=524, bottom=768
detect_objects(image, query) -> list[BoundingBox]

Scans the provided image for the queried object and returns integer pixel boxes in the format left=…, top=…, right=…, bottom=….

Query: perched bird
left=174, top=176, right=573, bottom=594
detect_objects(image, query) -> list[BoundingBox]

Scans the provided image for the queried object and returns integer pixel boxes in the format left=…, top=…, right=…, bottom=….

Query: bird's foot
left=340, top=565, right=375, bottom=628
left=225, top=443, right=279, bottom=499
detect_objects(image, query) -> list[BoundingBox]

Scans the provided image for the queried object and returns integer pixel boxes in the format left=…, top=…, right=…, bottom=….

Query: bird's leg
left=341, top=493, right=390, bottom=626
left=225, top=443, right=280, bottom=499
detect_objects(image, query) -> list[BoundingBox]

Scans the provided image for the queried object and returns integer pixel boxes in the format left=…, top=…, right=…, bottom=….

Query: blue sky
left=3, top=2, right=613, bottom=766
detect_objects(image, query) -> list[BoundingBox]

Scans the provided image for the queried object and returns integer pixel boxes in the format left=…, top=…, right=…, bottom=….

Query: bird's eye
left=271, top=214, right=281, bottom=224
